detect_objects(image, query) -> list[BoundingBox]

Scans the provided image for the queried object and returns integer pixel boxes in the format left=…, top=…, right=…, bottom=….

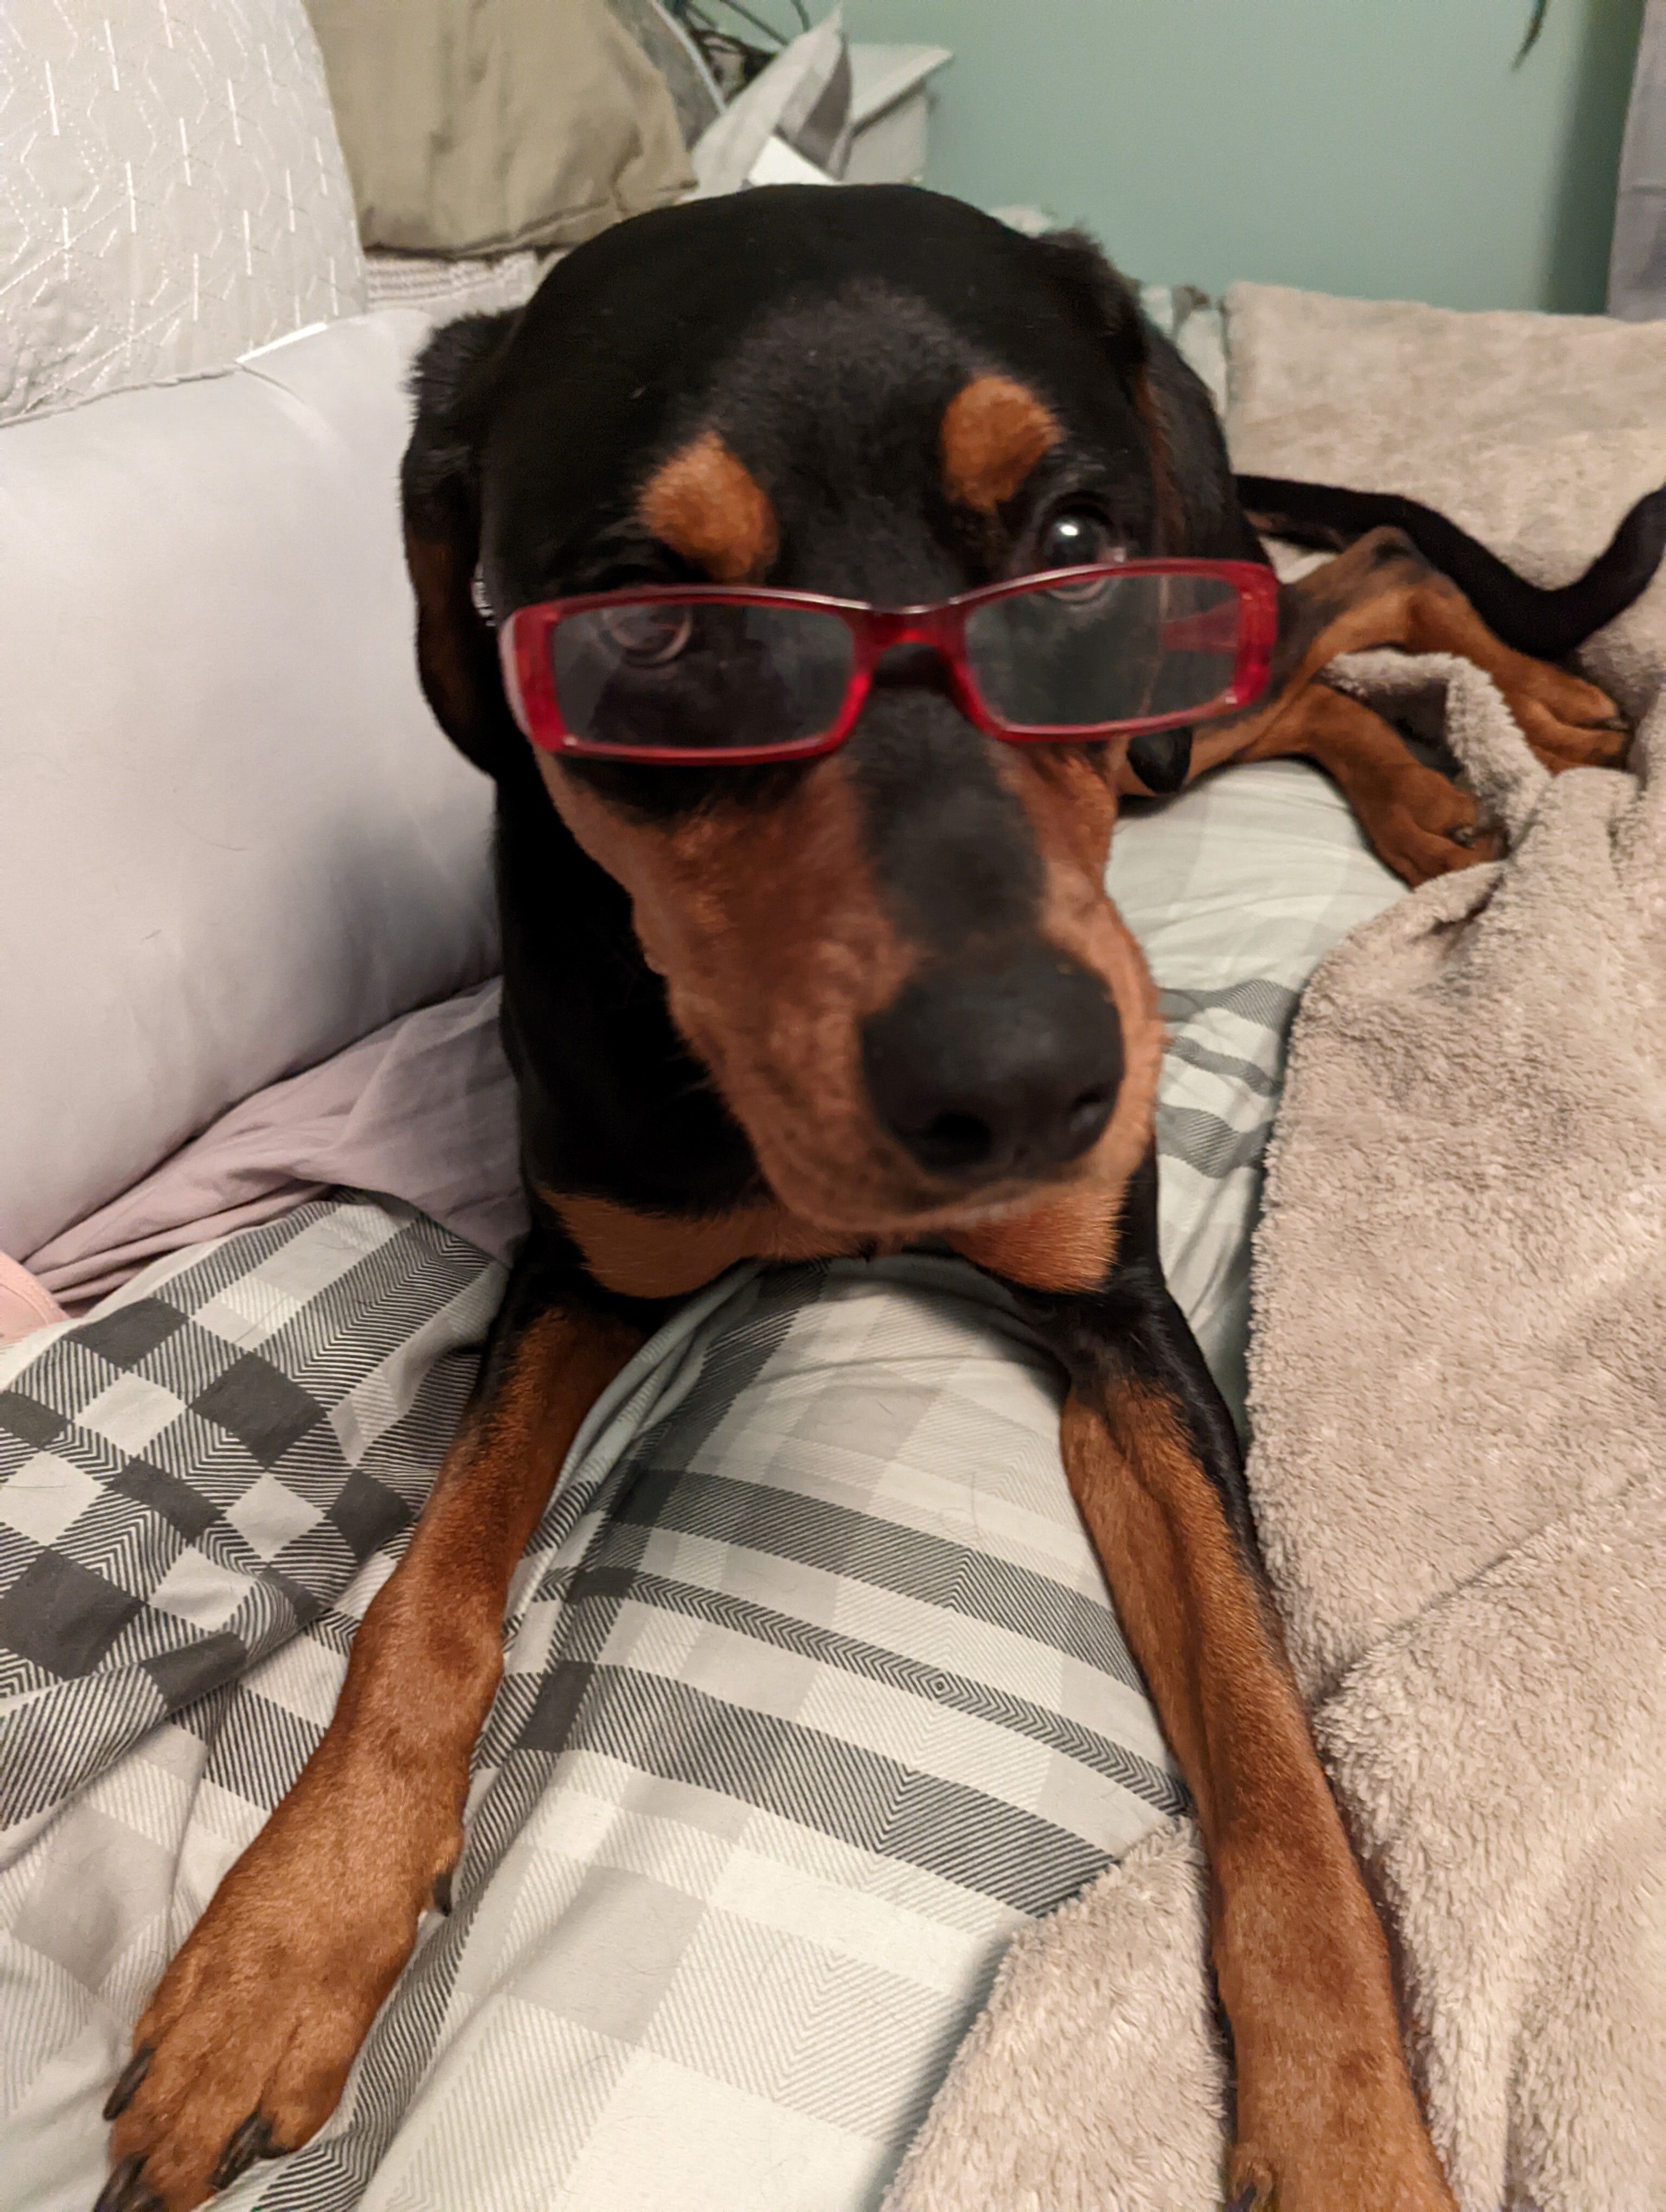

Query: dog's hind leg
left=1243, top=526, right=1629, bottom=772
left=1013, top=1179, right=1456, bottom=2212
left=1156, top=525, right=1630, bottom=882
left=1332, top=528, right=1631, bottom=770
left=94, top=1244, right=643, bottom=2212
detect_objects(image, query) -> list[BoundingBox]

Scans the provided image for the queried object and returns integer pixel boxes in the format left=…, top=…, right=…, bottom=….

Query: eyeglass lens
left=550, top=601, right=855, bottom=752
left=962, top=570, right=1245, bottom=728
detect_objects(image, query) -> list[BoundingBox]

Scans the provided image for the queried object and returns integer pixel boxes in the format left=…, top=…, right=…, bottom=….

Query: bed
left=0, top=271, right=1400, bottom=2190
left=7, top=8, right=1663, bottom=2208
left=1, top=746, right=1400, bottom=2211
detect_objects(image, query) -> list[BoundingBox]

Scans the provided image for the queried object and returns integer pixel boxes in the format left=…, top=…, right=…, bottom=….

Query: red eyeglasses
left=499, top=559, right=1278, bottom=766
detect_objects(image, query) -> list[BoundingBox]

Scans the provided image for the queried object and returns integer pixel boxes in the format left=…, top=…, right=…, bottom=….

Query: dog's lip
left=780, top=1163, right=1090, bottom=1242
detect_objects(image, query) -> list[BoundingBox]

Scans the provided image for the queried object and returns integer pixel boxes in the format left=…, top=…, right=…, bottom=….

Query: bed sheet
left=0, top=761, right=1399, bottom=2211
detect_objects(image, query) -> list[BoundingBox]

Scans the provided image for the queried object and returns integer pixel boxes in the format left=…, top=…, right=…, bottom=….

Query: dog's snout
left=861, top=955, right=1123, bottom=1183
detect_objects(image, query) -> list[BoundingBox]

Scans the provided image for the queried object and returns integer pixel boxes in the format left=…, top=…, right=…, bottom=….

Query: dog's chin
left=746, top=1124, right=1092, bottom=1243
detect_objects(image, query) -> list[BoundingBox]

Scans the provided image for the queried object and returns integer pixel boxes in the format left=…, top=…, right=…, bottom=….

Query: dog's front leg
left=1020, top=1259, right=1455, bottom=2212
left=95, top=1252, right=642, bottom=2212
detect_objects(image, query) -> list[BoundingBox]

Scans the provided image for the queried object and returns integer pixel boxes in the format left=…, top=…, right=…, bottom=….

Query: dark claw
left=212, top=2112, right=275, bottom=2191
left=101, top=2045, right=153, bottom=2121
left=432, top=1868, right=453, bottom=1915
left=92, top=2154, right=146, bottom=2212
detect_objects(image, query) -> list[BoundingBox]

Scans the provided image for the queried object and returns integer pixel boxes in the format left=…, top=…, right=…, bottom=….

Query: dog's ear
left=1033, top=229, right=1272, bottom=800
left=1030, top=233, right=1195, bottom=796
left=1031, top=227, right=1251, bottom=563
left=401, top=310, right=522, bottom=776
left=1027, top=227, right=1149, bottom=377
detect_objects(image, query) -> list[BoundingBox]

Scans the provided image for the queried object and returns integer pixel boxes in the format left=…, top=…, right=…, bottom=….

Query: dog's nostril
left=912, top=1109, right=996, bottom=1171
left=1066, top=1086, right=1113, bottom=1142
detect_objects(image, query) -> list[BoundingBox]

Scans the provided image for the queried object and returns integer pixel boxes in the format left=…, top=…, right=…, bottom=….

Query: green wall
left=793, top=1, right=1645, bottom=311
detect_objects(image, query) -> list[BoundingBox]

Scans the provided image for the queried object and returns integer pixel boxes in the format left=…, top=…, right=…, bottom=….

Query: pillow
left=0, top=0, right=366, bottom=424
left=603, top=0, right=725, bottom=151
left=1108, top=760, right=1403, bottom=1424
left=303, top=0, right=694, bottom=256
left=0, top=1205, right=1171, bottom=2211
left=0, top=310, right=497, bottom=1264
left=690, top=9, right=855, bottom=196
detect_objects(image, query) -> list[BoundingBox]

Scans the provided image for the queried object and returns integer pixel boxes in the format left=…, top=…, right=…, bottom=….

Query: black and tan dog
left=98, top=186, right=1664, bottom=2212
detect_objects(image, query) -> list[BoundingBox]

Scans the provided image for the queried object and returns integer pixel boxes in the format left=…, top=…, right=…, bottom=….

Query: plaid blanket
left=1, top=762, right=1400, bottom=2211
left=1111, top=757, right=1403, bottom=1419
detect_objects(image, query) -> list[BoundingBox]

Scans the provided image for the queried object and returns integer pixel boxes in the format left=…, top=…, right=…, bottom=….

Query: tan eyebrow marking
left=940, top=374, right=1062, bottom=513
left=637, top=429, right=779, bottom=582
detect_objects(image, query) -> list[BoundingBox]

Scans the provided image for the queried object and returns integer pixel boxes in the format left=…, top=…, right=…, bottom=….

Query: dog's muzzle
left=861, top=953, right=1123, bottom=1185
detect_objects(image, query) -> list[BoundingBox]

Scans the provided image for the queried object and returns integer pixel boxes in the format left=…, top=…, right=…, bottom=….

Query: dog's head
left=402, top=185, right=1248, bottom=1238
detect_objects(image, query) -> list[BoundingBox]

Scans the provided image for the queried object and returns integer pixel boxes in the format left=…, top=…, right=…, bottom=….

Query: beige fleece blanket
left=883, top=287, right=1666, bottom=2212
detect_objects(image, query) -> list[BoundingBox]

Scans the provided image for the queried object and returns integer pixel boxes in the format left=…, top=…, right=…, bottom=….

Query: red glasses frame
left=499, top=558, right=1279, bottom=767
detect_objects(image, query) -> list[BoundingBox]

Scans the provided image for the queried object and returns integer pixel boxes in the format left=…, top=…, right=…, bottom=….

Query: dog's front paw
left=1228, top=2100, right=1456, bottom=2212
left=1227, top=2024, right=1457, bottom=2212
left=97, top=1761, right=460, bottom=2212
left=1215, top=1849, right=1458, bottom=2212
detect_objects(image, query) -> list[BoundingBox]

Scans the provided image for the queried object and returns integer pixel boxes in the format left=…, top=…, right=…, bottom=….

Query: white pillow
left=1110, top=761, right=1404, bottom=1424
left=0, top=309, right=497, bottom=1262
left=0, top=0, right=367, bottom=423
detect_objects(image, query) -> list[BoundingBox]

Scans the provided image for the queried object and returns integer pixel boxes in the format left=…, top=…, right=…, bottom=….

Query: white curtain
left=1611, top=0, right=1666, bottom=316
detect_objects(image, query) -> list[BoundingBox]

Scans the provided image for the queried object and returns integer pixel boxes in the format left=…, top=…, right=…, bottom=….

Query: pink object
left=16, top=980, right=524, bottom=1323
left=0, top=1251, right=67, bottom=1346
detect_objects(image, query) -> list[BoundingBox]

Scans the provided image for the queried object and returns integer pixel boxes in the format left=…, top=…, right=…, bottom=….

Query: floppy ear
left=1030, top=229, right=1267, bottom=799
left=1029, top=227, right=1247, bottom=561
left=401, top=310, right=523, bottom=777
left=1027, top=226, right=1149, bottom=375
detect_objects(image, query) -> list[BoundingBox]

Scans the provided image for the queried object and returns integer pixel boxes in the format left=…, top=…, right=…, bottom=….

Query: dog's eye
left=593, top=602, right=695, bottom=665
left=1038, top=511, right=1123, bottom=571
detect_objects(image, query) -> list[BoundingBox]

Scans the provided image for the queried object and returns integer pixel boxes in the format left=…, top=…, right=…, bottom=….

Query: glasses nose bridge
left=864, top=600, right=961, bottom=671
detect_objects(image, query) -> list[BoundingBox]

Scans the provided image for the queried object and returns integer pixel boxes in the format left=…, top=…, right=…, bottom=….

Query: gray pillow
left=602, top=0, right=724, bottom=150
left=303, top=0, right=695, bottom=256
left=0, top=0, right=367, bottom=423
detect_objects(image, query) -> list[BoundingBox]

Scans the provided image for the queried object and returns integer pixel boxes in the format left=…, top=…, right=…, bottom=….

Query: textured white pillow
left=1109, top=761, right=1403, bottom=1425
left=0, top=309, right=497, bottom=1261
left=0, top=0, right=367, bottom=423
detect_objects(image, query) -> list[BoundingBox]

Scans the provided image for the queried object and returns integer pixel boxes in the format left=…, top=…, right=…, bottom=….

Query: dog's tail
left=1235, top=474, right=1666, bottom=661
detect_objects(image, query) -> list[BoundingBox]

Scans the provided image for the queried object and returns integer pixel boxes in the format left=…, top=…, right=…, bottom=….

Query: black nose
left=862, top=955, right=1123, bottom=1183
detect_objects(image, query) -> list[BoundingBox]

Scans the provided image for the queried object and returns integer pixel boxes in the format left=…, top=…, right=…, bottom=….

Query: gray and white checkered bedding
left=0, top=762, right=1400, bottom=2211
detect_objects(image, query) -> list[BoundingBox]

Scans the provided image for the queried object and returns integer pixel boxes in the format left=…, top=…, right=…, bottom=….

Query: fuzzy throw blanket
left=882, top=287, right=1666, bottom=2212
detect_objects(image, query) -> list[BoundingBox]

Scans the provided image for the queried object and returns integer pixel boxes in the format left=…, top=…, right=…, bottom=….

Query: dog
left=95, top=184, right=1665, bottom=2212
